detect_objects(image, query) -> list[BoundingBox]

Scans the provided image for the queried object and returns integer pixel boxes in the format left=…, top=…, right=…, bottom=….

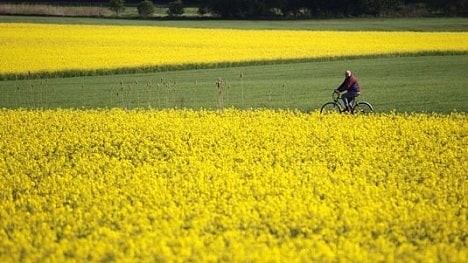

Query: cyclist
left=335, top=70, right=361, bottom=112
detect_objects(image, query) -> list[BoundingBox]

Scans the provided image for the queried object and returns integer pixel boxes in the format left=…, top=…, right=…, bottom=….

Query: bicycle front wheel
left=320, top=102, right=342, bottom=114
left=354, top=102, right=374, bottom=114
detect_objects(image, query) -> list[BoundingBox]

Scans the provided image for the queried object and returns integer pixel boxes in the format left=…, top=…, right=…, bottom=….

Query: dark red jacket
left=337, top=75, right=361, bottom=93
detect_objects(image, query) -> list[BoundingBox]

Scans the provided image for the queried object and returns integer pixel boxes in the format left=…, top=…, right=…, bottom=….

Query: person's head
left=345, top=70, right=352, bottom=78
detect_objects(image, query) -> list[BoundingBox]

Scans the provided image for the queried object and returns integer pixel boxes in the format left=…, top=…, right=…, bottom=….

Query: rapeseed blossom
left=0, top=109, right=466, bottom=262
left=0, top=23, right=467, bottom=74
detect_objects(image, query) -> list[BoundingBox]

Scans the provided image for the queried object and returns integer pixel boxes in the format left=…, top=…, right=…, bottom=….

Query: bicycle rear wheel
left=320, top=102, right=342, bottom=114
left=353, top=102, right=374, bottom=114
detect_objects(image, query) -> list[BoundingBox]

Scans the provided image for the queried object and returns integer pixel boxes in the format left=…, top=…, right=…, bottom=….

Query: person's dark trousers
left=342, top=92, right=360, bottom=112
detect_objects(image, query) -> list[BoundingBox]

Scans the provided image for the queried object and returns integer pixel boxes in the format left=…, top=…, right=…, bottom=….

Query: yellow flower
left=1, top=23, right=467, bottom=74
left=0, top=109, right=466, bottom=262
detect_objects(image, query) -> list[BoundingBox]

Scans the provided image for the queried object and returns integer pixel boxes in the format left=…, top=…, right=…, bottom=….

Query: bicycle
left=320, top=91, right=374, bottom=114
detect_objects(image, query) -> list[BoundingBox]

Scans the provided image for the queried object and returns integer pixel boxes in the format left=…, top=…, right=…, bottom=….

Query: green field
left=1, top=15, right=467, bottom=31
left=0, top=16, right=467, bottom=113
left=1, top=55, right=467, bottom=113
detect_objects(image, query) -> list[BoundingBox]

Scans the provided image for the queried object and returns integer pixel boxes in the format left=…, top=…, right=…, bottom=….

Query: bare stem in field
left=240, top=72, right=244, bottom=108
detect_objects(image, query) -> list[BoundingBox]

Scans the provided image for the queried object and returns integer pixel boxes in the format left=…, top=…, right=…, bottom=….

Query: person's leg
left=350, top=93, right=362, bottom=113
left=342, top=93, right=353, bottom=112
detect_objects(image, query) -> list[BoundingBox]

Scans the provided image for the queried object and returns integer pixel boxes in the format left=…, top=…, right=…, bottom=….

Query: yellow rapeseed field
left=0, top=109, right=466, bottom=262
left=0, top=23, right=467, bottom=75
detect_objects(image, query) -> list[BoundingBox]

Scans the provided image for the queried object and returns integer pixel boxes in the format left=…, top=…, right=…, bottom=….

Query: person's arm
left=336, top=79, right=349, bottom=92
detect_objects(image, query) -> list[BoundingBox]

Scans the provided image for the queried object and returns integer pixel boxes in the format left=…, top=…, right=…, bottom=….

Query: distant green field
left=0, top=16, right=466, bottom=113
left=1, top=55, right=466, bottom=113
left=1, top=15, right=467, bottom=31
left=0, top=5, right=202, bottom=18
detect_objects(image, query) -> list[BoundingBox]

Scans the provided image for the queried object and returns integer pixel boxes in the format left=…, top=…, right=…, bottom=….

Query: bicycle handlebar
left=332, top=91, right=341, bottom=101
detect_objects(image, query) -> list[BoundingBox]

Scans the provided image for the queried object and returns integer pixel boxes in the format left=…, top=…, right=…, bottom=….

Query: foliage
left=137, top=0, right=155, bottom=18
left=276, top=0, right=306, bottom=17
left=0, top=109, right=466, bottom=262
left=1, top=22, right=467, bottom=77
left=167, top=0, right=184, bottom=16
left=197, top=5, right=208, bottom=16
left=204, top=0, right=466, bottom=18
left=108, top=0, right=125, bottom=16
left=1, top=0, right=465, bottom=18
left=426, top=0, right=468, bottom=15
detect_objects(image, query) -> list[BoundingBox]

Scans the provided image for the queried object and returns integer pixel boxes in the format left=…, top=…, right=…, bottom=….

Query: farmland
left=0, top=15, right=467, bottom=262
left=0, top=109, right=466, bottom=262
left=0, top=15, right=467, bottom=31
left=0, top=16, right=467, bottom=112
left=1, top=55, right=467, bottom=113
left=1, top=22, right=467, bottom=77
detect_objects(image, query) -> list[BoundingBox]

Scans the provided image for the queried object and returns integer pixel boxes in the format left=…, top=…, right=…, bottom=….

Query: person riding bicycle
left=335, top=70, right=361, bottom=112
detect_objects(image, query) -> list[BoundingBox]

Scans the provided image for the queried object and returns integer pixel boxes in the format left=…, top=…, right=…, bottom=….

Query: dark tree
left=167, top=0, right=185, bottom=16
left=426, top=0, right=468, bottom=15
left=109, top=0, right=125, bottom=16
left=137, top=0, right=155, bottom=18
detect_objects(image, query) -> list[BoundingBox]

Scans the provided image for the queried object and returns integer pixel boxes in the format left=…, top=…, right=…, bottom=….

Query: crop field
left=1, top=54, right=467, bottom=113
left=1, top=23, right=467, bottom=77
left=0, top=16, right=467, bottom=262
left=0, top=109, right=467, bottom=262
left=1, top=15, right=467, bottom=31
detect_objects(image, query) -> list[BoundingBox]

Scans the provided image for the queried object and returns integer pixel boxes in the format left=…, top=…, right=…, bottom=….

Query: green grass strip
left=1, top=54, right=466, bottom=113
left=1, top=15, right=467, bottom=32
left=1, top=51, right=466, bottom=81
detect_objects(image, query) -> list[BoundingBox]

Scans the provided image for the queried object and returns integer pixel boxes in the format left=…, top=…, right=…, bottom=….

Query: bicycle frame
left=320, top=91, right=374, bottom=114
left=331, top=92, right=358, bottom=109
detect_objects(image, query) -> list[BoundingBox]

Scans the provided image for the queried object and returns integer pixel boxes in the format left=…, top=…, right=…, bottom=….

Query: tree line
left=1, top=0, right=466, bottom=17
left=202, top=0, right=467, bottom=18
